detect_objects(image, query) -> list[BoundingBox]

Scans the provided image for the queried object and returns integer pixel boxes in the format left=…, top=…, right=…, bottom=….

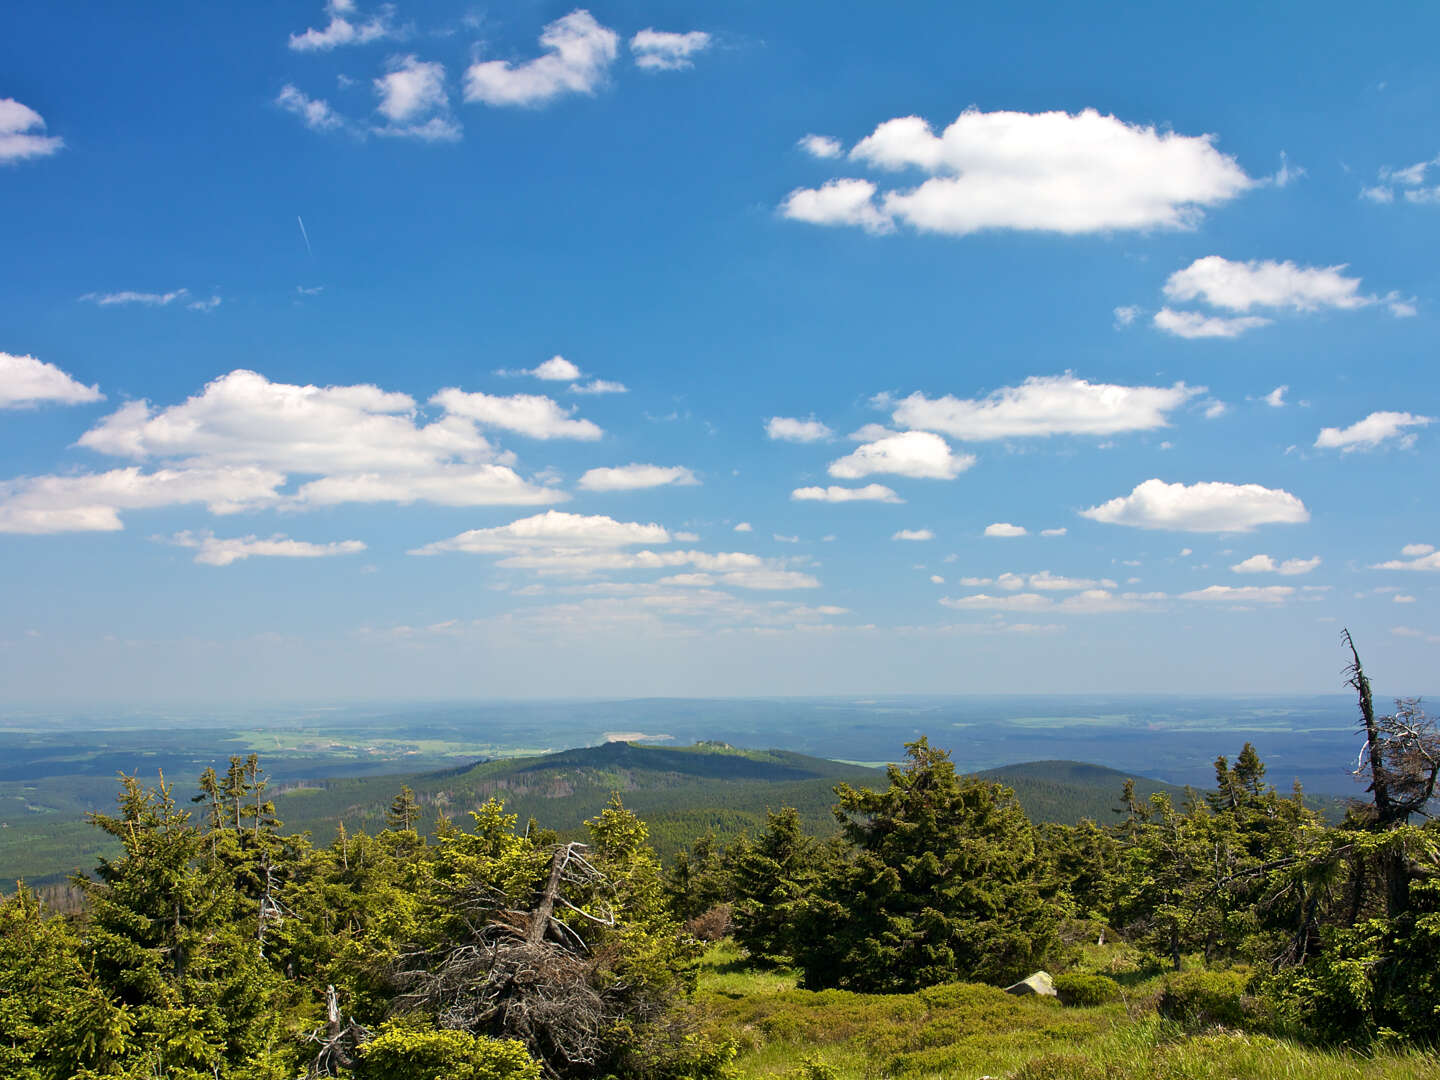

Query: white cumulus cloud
left=1372, top=545, right=1440, bottom=571
left=1163, top=256, right=1376, bottom=313
left=0, top=352, right=103, bottom=409
left=984, top=522, right=1027, bottom=537
left=465, top=9, right=619, bottom=108
left=1230, top=554, right=1321, bottom=575
left=0, top=98, right=64, bottom=163
left=1179, top=584, right=1295, bottom=604
left=288, top=0, right=392, bottom=52
left=630, top=29, right=711, bottom=71
left=577, top=464, right=699, bottom=492
left=373, top=55, right=460, bottom=141
left=892, top=528, right=933, bottom=541
left=1081, top=479, right=1309, bottom=533
left=891, top=374, right=1199, bottom=440
left=828, top=431, right=974, bottom=480
left=276, top=85, right=351, bottom=134
left=766, top=416, right=833, bottom=442
left=791, top=484, right=902, bottom=504
left=798, top=134, right=843, bottom=159
left=1315, top=411, right=1431, bottom=453
left=1152, top=308, right=1271, bottom=338
left=431, top=388, right=601, bottom=440
left=783, top=107, right=1253, bottom=237
left=169, top=530, right=366, bottom=567
left=780, top=178, right=892, bottom=234
left=0, top=369, right=563, bottom=532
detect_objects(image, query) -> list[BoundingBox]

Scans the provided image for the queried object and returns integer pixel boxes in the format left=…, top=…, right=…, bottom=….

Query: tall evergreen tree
left=793, top=737, right=1061, bottom=991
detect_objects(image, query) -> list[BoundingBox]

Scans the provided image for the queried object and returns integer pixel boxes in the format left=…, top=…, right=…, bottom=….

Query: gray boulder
left=1003, top=971, right=1056, bottom=997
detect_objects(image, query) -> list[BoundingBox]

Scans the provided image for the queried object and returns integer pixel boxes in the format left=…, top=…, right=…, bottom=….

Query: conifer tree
left=793, top=737, right=1060, bottom=991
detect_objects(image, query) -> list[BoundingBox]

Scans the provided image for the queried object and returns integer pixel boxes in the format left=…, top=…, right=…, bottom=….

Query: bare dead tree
left=305, top=985, right=369, bottom=1078
left=1342, top=629, right=1440, bottom=917
left=390, top=842, right=626, bottom=1075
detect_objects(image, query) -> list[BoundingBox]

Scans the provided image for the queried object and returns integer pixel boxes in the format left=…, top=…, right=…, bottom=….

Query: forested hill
left=977, top=760, right=1192, bottom=823
left=274, top=741, right=1190, bottom=858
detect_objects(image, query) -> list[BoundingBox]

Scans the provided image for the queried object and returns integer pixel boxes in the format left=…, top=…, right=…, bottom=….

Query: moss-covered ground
left=694, top=941, right=1440, bottom=1079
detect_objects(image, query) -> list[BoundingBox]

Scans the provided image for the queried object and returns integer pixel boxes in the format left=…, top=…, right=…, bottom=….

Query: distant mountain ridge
left=274, top=742, right=1193, bottom=857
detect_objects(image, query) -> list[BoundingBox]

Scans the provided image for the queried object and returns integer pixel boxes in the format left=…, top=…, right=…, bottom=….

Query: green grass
left=693, top=942, right=1440, bottom=1079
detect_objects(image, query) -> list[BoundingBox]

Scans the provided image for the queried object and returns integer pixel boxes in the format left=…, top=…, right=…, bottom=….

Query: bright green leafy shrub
left=1157, top=970, right=1249, bottom=1028
left=359, top=1023, right=541, bottom=1080
left=1054, top=972, right=1122, bottom=1006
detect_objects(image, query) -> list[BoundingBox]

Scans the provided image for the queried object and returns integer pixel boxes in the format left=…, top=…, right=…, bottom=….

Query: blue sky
left=2, top=1, right=1438, bottom=701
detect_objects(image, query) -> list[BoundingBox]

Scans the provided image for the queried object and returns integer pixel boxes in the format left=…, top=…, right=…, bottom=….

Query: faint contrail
left=297, top=216, right=312, bottom=255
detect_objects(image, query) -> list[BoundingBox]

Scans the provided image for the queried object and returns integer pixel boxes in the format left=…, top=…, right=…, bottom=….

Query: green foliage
left=358, top=1023, right=540, bottom=1080
left=1157, top=969, right=1250, bottom=1028
left=1053, top=972, right=1122, bottom=1006
left=1260, top=877, right=1440, bottom=1046
left=791, top=738, right=1061, bottom=991
left=729, top=807, right=823, bottom=966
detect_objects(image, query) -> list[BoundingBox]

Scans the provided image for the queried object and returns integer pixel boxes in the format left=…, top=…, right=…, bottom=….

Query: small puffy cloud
left=169, top=530, right=365, bottom=567
left=413, top=510, right=670, bottom=555
left=1153, top=308, right=1271, bottom=338
left=1392, top=626, right=1440, bottom=643
left=891, top=375, right=1199, bottom=441
left=1163, top=256, right=1375, bottom=313
left=570, top=378, right=627, bottom=395
left=984, top=522, right=1027, bottom=537
left=0, top=98, right=64, bottom=163
left=733, top=522, right=753, bottom=532
left=289, top=1, right=392, bottom=51
left=721, top=569, right=820, bottom=590
left=1113, top=305, right=1142, bottom=327
left=798, top=134, right=843, bottom=159
left=792, top=484, right=902, bottom=504
left=1394, top=594, right=1417, bottom=604
left=187, top=296, right=222, bottom=313
left=930, top=575, right=944, bottom=584
left=784, top=107, right=1252, bottom=237
left=276, top=85, right=351, bottom=133
left=1315, top=411, right=1431, bottom=453
left=828, top=431, right=974, bottom=480
left=780, top=178, right=892, bottom=234
left=1360, top=154, right=1440, bottom=205
left=532, top=355, right=582, bottom=380
left=1263, top=386, right=1288, bottom=408
left=465, top=9, right=619, bottom=108
left=766, top=416, right=833, bottom=442
left=0, top=352, right=103, bottom=409
left=1272, top=151, right=1305, bottom=188
left=1203, top=399, right=1229, bottom=419
left=1372, top=546, right=1440, bottom=571
left=431, top=388, right=602, bottom=440
left=1230, top=554, right=1321, bottom=575
left=1027, top=570, right=1118, bottom=591
left=80, top=288, right=190, bottom=307
left=630, top=29, right=711, bottom=71
left=577, top=464, right=699, bottom=492
left=892, top=528, right=934, bottom=541
left=373, top=55, right=460, bottom=141
left=941, top=589, right=1159, bottom=614
left=1041, top=527, right=1067, bottom=537
left=773, top=534, right=799, bottom=543
left=1081, top=479, right=1309, bottom=532
left=1179, top=584, right=1294, bottom=604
